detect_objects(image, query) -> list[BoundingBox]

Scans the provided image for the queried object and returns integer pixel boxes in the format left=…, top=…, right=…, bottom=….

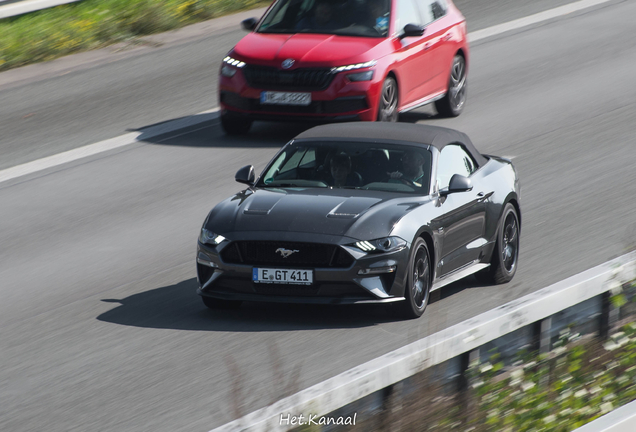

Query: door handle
left=423, top=43, right=431, bottom=50
left=443, top=33, right=452, bottom=41
left=477, top=191, right=492, bottom=202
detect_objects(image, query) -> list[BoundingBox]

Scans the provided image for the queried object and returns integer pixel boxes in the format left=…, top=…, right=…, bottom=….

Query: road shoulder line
left=469, top=0, right=614, bottom=42
left=0, top=109, right=219, bottom=184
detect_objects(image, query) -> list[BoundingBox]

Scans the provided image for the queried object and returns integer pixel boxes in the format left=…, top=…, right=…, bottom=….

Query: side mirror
left=440, top=174, right=472, bottom=196
left=399, top=23, right=425, bottom=39
left=235, top=165, right=255, bottom=185
left=241, top=18, right=258, bottom=31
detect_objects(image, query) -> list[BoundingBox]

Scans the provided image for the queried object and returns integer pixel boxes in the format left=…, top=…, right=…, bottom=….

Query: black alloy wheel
left=500, top=206, right=519, bottom=276
left=377, top=77, right=399, bottom=122
left=399, top=237, right=431, bottom=319
left=435, top=54, right=467, bottom=117
left=476, top=203, right=519, bottom=284
left=202, top=296, right=242, bottom=310
left=221, top=112, right=253, bottom=135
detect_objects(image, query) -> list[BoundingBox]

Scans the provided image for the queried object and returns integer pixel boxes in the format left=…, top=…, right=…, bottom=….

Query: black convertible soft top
left=295, top=122, right=488, bottom=167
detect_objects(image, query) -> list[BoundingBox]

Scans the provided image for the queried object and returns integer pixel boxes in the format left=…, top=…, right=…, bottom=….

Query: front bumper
left=218, top=66, right=382, bottom=122
left=196, top=236, right=409, bottom=305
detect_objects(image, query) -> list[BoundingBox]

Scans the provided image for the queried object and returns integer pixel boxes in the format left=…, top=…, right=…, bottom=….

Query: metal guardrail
left=573, top=399, right=636, bottom=431
left=0, top=0, right=81, bottom=20
left=212, top=251, right=636, bottom=432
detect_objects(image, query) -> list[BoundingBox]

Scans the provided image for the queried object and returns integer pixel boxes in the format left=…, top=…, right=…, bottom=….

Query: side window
left=437, top=144, right=477, bottom=190
left=395, top=0, right=422, bottom=32
left=416, top=0, right=446, bottom=26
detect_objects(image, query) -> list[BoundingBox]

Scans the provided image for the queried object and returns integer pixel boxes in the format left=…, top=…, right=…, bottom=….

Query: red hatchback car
left=218, top=0, right=468, bottom=134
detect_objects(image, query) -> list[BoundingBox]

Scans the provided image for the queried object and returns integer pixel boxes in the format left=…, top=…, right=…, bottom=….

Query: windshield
left=257, top=140, right=432, bottom=194
left=258, top=0, right=391, bottom=37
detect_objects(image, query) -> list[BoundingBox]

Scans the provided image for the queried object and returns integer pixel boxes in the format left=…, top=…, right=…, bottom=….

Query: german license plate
left=260, top=91, right=311, bottom=106
left=253, top=268, right=313, bottom=285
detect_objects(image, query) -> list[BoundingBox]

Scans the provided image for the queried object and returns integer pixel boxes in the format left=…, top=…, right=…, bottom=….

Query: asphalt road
left=1, top=0, right=636, bottom=431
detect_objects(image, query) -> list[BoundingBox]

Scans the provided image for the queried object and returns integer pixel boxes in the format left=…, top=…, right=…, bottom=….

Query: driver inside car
left=388, top=150, right=426, bottom=187
left=368, top=0, right=390, bottom=32
left=329, top=153, right=363, bottom=187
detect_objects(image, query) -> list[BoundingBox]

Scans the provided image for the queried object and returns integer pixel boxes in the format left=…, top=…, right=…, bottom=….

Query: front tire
left=435, top=54, right=467, bottom=117
left=377, top=77, right=399, bottom=122
left=476, top=203, right=519, bottom=284
left=201, top=296, right=242, bottom=310
left=220, top=112, right=253, bottom=135
left=398, top=238, right=431, bottom=319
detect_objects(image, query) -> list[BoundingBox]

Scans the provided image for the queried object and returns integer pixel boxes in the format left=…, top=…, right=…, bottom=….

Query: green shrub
left=0, top=0, right=269, bottom=71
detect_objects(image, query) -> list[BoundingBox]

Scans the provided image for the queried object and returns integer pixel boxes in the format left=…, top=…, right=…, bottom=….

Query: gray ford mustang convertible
left=197, top=123, right=520, bottom=318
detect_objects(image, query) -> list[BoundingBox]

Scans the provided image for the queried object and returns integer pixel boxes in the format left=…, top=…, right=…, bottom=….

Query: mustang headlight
left=353, top=236, right=406, bottom=253
left=199, top=228, right=226, bottom=246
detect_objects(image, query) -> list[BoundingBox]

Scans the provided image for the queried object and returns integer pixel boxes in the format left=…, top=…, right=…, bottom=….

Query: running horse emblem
left=276, top=248, right=299, bottom=258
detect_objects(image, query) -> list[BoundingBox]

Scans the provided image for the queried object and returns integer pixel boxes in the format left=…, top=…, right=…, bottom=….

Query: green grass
left=463, top=322, right=636, bottom=431
left=0, top=0, right=269, bottom=72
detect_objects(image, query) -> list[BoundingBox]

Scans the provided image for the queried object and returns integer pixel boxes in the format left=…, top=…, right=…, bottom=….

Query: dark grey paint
left=198, top=124, right=520, bottom=304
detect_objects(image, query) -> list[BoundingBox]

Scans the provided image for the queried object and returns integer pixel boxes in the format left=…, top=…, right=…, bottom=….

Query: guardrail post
left=599, top=291, right=619, bottom=338
left=537, top=317, right=552, bottom=388
left=532, top=317, right=552, bottom=354
left=458, top=349, right=479, bottom=425
left=379, top=381, right=403, bottom=431
left=539, top=317, right=552, bottom=353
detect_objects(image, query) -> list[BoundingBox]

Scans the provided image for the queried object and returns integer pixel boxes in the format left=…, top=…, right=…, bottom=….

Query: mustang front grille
left=242, top=66, right=335, bottom=91
left=220, top=241, right=354, bottom=268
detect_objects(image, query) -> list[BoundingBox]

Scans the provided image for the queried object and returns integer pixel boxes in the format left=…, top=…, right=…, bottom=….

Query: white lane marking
left=469, top=0, right=613, bottom=42
left=0, top=0, right=616, bottom=185
left=0, top=108, right=219, bottom=184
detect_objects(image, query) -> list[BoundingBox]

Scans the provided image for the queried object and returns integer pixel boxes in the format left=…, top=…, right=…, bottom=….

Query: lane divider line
left=0, top=0, right=616, bottom=185
left=0, top=109, right=219, bottom=184
left=469, top=0, right=614, bottom=42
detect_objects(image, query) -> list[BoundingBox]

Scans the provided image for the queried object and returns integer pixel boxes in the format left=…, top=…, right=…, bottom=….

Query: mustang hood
left=205, top=188, right=428, bottom=240
left=233, top=32, right=383, bottom=66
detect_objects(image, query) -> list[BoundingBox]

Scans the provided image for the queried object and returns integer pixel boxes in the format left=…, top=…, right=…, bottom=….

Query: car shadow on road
left=129, top=110, right=444, bottom=149
left=399, top=110, right=439, bottom=123
left=97, top=277, right=403, bottom=332
left=131, top=112, right=321, bottom=149
left=440, top=275, right=491, bottom=300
